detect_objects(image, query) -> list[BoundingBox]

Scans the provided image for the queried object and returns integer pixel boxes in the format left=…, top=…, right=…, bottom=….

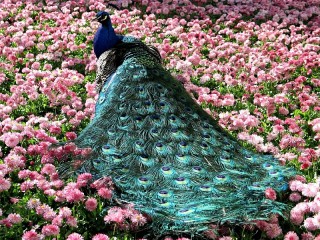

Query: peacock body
left=56, top=11, right=296, bottom=236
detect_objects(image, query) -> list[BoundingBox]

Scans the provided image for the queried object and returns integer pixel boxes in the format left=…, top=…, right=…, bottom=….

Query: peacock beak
left=101, top=15, right=108, bottom=21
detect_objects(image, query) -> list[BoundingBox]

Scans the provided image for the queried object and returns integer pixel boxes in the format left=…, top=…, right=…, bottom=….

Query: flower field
left=0, top=0, right=319, bottom=239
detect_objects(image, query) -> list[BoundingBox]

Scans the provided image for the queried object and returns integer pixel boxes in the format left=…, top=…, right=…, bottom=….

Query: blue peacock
left=55, top=11, right=296, bottom=237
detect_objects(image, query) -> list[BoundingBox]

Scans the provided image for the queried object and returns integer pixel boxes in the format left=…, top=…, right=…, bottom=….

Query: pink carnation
left=98, top=187, right=112, bottom=199
left=289, top=192, right=302, bottom=202
left=65, top=188, right=84, bottom=202
left=284, top=231, right=299, bottom=240
left=22, top=230, right=41, bottom=240
left=85, top=198, right=98, bottom=211
left=7, top=213, right=22, bottom=223
left=67, top=233, right=84, bottom=240
left=265, top=188, right=277, bottom=200
left=59, top=207, right=72, bottom=218
left=92, top=234, right=110, bottom=240
left=0, top=177, right=11, bottom=192
left=41, top=224, right=60, bottom=236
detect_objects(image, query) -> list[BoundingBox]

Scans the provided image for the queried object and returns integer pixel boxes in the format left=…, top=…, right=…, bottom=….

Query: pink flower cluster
left=104, top=204, right=147, bottom=230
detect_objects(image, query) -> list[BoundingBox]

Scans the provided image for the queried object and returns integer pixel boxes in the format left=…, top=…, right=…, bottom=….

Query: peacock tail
left=52, top=12, right=297, bottom=237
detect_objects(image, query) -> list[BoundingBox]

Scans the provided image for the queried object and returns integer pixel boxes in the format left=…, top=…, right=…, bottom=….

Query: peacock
left=54, top=11, right=297, bottom=237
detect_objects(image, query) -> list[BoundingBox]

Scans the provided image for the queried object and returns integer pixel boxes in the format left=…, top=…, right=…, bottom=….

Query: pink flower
left=22, top=230, right=41, bottom=240
left=52, top=216, right=63, bottom=226
left=289, top=180, right=304, bottom=191
left=265, top=188, right=277, bottom=200
left=59, top=207, right=72, bottom=218
left=85, top=198, right=98, bottom=211
left=130, top=213, right=147, bottom=226
left=41, top=224, right=60, bottom=236
left=66, top=216, right=78, bottom=227
left=65, top=188, right=84, bottom=202
left=3, top=133, right=20, bottom=148
left=67, top=233, right=84, bottom=240
left=7, top=213, right=22, bottom=223
left=92, top=234, right=110, bottom=240
left=49, top=125, right=61, bottom=134
left=0, top=177, right=11, bottom=192
left=290, top=208, right=305, bottom=225
left=98, top=187, right=112, bottom=199
left=265, top=223, right=282, bottom=239
left=43, top=209, right=57, bottom=221
left=289, top=192, right=302, bottom=202
left=77, top=173, right=92, bottom=187
left=301, top=232, right=314, bottom=240
left=27, top=198, right=41, bottom=209
left=66, top=132, right=77, bottom=140
left=41, top=164, right=56, bottom=175
left=301, top=183, right=319, bottom=197
left=104, top=207, right=125, bottom=224
left=304, top=217, right=319, bottom=231
left=90, top=177, right=114, bottom=190
left=284, top=231, right=299, bottom=240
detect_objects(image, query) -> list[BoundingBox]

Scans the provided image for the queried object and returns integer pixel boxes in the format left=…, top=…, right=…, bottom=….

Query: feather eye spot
left=192, top=166, right=202, bottom=172
left=138, top=177, right=150, bottom=185
left=216, top=174, right=227, bottom=181
left=169, top=116, right=176, bottom=121
left=171, top=128, right=178, bottom=133
left=107, top=129, right=116, bottom=135
left=159, top=200, right=172, bottom=208
left=161, top=166, right=171, bottom=171
left=201, top=142, right=208, bottom=148
left=269, top=170, right=280, bottom=177
left=144, top=100, right=151, bottom=106
left=102, top=144, right=111, bottom=150
left=263, top=163, right=273, bottom=169
left=178, top=208, right=194, bottom=215
left=119, top=103, right=126, bottom=109
left=158, top=190, right=171, bottom=198
left=135, top=116, right=143, bottom=122
left=175, top=177, right=188, bottom=185
left=156, top=142, right=163, bottom=148
left=179, top=141, right=187, bottom=147
left=159, top=102, right=166, bottom=107
left=185, top=107, right=192, bottom=112
left=161, top=166, right=174, bottom=175
left=99, top=96, right=105, bottom=104
left=140, top=154, right=149, bottom=160
left=203, top=134, right=210, bottom=139
left=200, top=185, right=212, bottom=192
left=151, top=128, right=159, bottom=134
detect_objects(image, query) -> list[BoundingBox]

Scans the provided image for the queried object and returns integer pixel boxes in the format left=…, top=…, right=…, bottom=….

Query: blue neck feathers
left=93, top=20, right=121, bottom=58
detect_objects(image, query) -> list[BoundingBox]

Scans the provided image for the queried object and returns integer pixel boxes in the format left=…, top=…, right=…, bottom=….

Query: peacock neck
left=93, top=23, right=121, bottom=59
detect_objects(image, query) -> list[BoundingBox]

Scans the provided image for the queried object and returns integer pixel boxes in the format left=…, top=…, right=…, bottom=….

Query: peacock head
left=95, top=11, right=111, bottom=26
